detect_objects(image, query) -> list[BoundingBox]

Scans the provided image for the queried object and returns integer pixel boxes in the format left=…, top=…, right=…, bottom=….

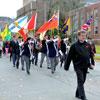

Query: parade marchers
left=0, top=30, right=96, bottom=100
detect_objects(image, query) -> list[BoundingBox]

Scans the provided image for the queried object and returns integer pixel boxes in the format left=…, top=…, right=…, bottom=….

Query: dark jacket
left=90, top=42, right=96, bottom=54
left=23, top=42, right=30, bottom=58
left=47, top=41, right=58, bottom=57
left=33, top=39, right=40, bottom=53
left=64, top=40, right=94, bottom=70
left=40, top=40, right=47, bottom=54
left=10, top=40, right=20, bottom=55
left=61, top=40, right=66, bottom=54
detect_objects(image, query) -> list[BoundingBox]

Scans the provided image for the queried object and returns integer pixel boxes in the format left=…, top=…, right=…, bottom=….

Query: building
left=0, top=17, right=13, bottom=31
left=18, top=0, right=100, bottom=44
left=71, top=1, right=100, bottom=44
left=17, top=0, right=50, bottom=29
left=81, top=0, right=100, bottom=3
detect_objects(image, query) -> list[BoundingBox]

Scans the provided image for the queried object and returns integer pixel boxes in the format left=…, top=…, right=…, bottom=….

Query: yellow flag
left=16, top=33, right=21, bottom=37
left=1, top=25, right=8, bottom=40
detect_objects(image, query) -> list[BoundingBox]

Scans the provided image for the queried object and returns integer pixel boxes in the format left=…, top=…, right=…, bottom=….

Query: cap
left=27, top=37, right=31, bottom=41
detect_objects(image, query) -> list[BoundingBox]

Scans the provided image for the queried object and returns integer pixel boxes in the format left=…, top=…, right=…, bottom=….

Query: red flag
left=81, top=16, right=93, bottom=31
left=37, top=12, right=59, bottom=33
left=24, top=13, right=37, bottom=30
left=19, top=28, right=27, bottom=41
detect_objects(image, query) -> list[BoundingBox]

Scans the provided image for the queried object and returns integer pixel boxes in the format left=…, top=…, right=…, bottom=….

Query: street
left=0, top=54, right=100, bottom=100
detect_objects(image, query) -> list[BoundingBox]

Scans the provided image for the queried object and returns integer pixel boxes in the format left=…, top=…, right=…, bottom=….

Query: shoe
left=27, top=71, right=30, bottom=75
left=35, top=64, right=37, bottom=66
left=51, top=71, right=54, bottom=74
left=81, top=96, right=87, bottom=100
left=16, top=66, right=19, bottom=69
left=75, top=95, right=81, bottom=99
left=21, top=68, right=25, bottom=71
left=13, top=65, right=15, bottom=67
left=40, top=65, right=42, bottom=68
left=60, top=63, right=63, bottom=67
left=47, top=67, right=51, bottom=69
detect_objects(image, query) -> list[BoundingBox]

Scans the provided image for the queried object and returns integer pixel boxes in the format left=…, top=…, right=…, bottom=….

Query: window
left=72, top=11, right=79, bottom=33
left=94, top=9, right=98, bottom=35
left=80, top=13, right=85, bottom=28
left=87, top=12, right=92, bottom=36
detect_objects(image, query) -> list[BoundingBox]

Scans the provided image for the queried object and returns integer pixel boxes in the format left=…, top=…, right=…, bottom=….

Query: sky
left=0, top=0, right=23, bottom=18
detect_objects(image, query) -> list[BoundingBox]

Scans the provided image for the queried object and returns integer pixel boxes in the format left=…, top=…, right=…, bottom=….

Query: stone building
left=0, top=17, right=13, bottom=31
left=17, top=0, right=50, bottom=29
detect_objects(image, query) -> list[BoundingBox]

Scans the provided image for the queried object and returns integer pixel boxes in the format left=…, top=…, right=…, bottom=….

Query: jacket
left=47, top=41, right=58, bottom=58
left=40, top=40, right=47, bottom=54
left=64, top=40, right=94, bottom=70
left=23, top=42, right=30, bottom=58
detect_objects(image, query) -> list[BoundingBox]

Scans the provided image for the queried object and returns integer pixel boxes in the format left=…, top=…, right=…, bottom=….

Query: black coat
left=40, top=40, right=47, bottom=54
left=23, top=42, right=30, bottom=58
left=61, top=40, right=66, bottom=54
left=10, top=40, right=20, bottom=55
left=64, top=40, right=94, bottom=70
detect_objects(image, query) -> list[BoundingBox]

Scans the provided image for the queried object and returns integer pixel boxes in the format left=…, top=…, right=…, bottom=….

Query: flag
left=61, top=17, right=70, bottom=34
left=61, top=12, right=71, bottom=34
left=40, top=31, right=46, bottom=40
left=24, top=13, right=37, bottom=30
left=1, top=25, right=8, bottom=40
left=37, top=12, right=59, bottom=33
left=16, top=33, right=21, bottom=37
left=81, top=16, right=93, bottom=31
left=19, top=28, right=27, bottom=41
left=5, top=30, right=12, bottom=41
left=9, top=16, right=28, bottom=33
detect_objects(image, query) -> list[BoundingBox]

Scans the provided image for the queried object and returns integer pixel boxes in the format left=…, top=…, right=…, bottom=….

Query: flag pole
left=58, top=6, right=60, bottom=36
left=34, top=10, right=38, bottom=35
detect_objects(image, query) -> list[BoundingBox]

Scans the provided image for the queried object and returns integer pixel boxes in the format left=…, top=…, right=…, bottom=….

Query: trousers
left=75, top=68, right=87, bottom=98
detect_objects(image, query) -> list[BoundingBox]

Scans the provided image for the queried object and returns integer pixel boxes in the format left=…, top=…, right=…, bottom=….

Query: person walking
left=32, top=34, right=40, bottom=66
left=10, top=36, right=19, bottom=67
left=5, top=40, right=10, bottom=56
left=0, top=38, right=3, bottom=58
left=22, top=37, right=32, bottom=75
left=40, top=35, right=51, bottom=69
left=60, top=38, right=69, bottom=67
left=47, top=37, right=59, bottom=74
left=64, top=30, right=94, bottom=100
left=87, top=37, right=96, bottom=66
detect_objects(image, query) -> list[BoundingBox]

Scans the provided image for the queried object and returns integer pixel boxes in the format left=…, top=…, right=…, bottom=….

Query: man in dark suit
left=88, top=37, right=96, bottom=66
left=22, top=37, right=32, bottom=75
left=64, top=30, right=94, bottom=100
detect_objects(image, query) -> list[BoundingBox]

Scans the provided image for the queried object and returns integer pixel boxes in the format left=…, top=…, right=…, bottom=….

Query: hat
left=88, top=37, right=92, bottom=40
left=34, top=34, right=38, bottom=37
left=13, top=35, right=16, bottom=38
left=18, top=36, right=22, bottom=39
left=27, top=37, right=31, bottom=41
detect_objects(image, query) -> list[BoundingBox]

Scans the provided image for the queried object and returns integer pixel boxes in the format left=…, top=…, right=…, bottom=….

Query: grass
left=95, top=45, right=100, bottom=60
left=96, top=45, right=100, bottom=54
left=95, top=56, right=100, bottom=59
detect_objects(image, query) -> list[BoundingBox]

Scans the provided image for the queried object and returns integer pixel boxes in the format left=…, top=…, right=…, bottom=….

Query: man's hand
left=89, top=65, right=94, bottom=70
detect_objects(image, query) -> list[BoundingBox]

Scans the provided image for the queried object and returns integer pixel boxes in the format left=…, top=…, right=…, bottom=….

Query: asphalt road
left=0, top=54, right=100, bottom=100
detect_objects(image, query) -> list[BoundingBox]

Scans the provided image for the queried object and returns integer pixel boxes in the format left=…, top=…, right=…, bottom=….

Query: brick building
left=17, top=0, right=100, bottom=44
left=70, top=1, right=100, bottom=44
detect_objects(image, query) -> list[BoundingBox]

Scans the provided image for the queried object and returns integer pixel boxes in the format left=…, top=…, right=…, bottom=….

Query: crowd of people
left=0, top=30, right=96, bottom=100
left=0, top=33, right=69, bottom=75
